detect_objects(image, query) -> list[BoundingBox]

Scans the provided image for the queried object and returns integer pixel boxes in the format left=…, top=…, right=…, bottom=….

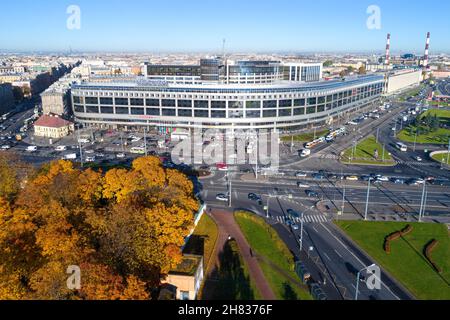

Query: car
left=26, top=146, right=37, bottom=152
left=291, top=223, right=299, bottom=230
left=248, top=193, right=261, bottom=201
left=84, top=149, right=95, bottom=154
left=405, top=179, right=418, bottom=186
left=414, top=156, right=423, bottom=162
left=1, top=144, right=11, bottom=150
left=305, top=190, right=319, bottom=198
left=345, top=175, right=359, bottom=181
left=297, top=182, right=310, bottom=188
left=360, top=175, right=373, bottom=181
left=116, top=153, right=126, bottom=158
left=295, top=171, right=308, bottom=177
left=55, top=145, right=68, bottom=152
left=376, top=175, right=389, bottom=182
left=312, top=173, right=325, bottom=180
left=391, top=178, right=405, bottom=184
left=85, top=156, right=96, bottom=163
left=287, top=209, right=300, bottom=218
left=216, top=193, right=229, bottom=202
left=285, top=218, right=293, bottom=226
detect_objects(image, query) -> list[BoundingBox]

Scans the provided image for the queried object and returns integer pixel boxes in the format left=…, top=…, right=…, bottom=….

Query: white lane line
left=319, top=223, right=400, bottom=300
left=323, top=252, right=332, bottom=261
left=334, top=249, right=343, bottom=259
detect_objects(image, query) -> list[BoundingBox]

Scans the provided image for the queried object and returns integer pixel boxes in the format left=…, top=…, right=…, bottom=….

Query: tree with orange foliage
left=0, top=156, right=198, bottom=300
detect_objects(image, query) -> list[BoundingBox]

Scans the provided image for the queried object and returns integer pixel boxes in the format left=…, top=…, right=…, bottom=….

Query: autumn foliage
left=0, top=155, right=198, bottom=300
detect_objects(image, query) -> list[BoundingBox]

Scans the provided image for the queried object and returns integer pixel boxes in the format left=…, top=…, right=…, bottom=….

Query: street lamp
left=355, top=264, right=376, bottom=300
left=299, top=211, right=304, bottom=251
left=364, top=178, right=372, bottom=221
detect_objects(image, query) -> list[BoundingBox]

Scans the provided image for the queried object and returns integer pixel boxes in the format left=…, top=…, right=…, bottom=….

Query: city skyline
left=1, top=0, right=449, bottom=54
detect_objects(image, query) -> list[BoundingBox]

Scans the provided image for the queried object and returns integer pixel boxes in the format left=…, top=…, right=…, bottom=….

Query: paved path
left=207, top=208, right=276, bottom=300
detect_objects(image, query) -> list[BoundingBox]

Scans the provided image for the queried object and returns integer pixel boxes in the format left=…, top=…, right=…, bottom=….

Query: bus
left=396, top=142, right=408, bottom=152
left=130, top=146, right=146, bottom=154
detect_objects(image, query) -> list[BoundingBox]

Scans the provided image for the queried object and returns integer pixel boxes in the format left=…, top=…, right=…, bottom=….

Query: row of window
left=72, top=81, right=384, bottom=99
left=73, top=87, right=382, bottom=110
left=73, top=91, right=378, bottom=118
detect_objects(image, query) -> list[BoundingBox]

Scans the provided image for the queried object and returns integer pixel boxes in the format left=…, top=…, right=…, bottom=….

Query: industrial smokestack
left=423, top=32, right=430, bottom=68
left=385, top=33, right=391, bottom=65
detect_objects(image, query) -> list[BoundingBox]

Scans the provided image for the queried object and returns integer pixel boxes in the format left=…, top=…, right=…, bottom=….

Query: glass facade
left=72, top=75, right=384, bottom=130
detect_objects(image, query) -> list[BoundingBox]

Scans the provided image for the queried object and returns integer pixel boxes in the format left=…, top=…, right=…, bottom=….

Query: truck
left=62, top=153, right=77, bottom=160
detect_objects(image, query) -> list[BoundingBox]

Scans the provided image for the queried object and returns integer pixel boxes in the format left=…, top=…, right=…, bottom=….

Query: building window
left=100, top=106, right=114, bottom=114
left=279, top=108, right=292, bottom=117
left=100, top=97, right=113, bottom=105
left=85, top=97, right=98, bottom=105
left=131, top=107, right=145, bottom=115
left=74, top=105, right=84, bottom=113
left=211, top=101, right=226, bottom=109
left=116, top=107, right=129, bottom=114
left=246, top=101, right=261, bottom=109
left=263, top=110, right=276, bottom=118
left=178, top=109, right=192, bottom=117
left=263, top=100, right=276, bottom=108
left=211, top=110, right=226, bottom=118
left=162, top=109, right=176, bottom=116
left=180, top=291, right=190, bottom=300
left=194, top=100, right=208, bottom=109
left=146, top=108, right=160, bottom=116
left=86, top=106, right=99, bottom=113
left=130, top=98, right=144, bottom=106
left=162, top=99, right=176, bottom=107
left=146, top=99, right=160, bottom=107
left=293, top=107, right=305, bottom=115
left=194, top=110, right=209, bottom=117
left=178, top=100, right=192, bottom=108
left=115, top=98, right=129, bottom=105
left=246, top=110, right=261, bottom=118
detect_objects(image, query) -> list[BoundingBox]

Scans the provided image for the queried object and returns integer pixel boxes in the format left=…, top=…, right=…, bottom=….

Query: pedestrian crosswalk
left=274, top=214, right=328, bottom=224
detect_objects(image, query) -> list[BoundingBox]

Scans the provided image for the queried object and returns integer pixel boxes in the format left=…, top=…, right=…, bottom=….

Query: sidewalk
left=204, top=208, right=276, bottom=300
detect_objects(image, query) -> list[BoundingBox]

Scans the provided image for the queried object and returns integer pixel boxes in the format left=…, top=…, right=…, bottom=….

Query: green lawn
left=341, top=135, right=395, bottom=165
left=335, top=221, right=450, bottom=300
left=431, top=152, right=450, bottom=165
left=203, top=239, right=263, bottom=300
left=183, top=213, right=218, bottom=274
left=281, top=129, right=329, bottom=143
left=234, top=211, right=312, bottom=300
left=398, top=110, right=450, bottom=145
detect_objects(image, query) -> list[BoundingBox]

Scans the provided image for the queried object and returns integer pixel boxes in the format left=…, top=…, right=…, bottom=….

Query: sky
left=0, top=0, right=449, bottom=54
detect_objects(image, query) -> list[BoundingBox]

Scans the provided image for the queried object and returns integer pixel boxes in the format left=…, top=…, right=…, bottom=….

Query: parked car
left=305, top=190, right=319, bottom=198
left=216, top=193, right=229, bottom=202
left=116, top=153, right=126, bottom=158
left=345, top=175, right=359, bottom=181
left=248, top=193, right=261, bottom=201
left=295, top=171, right=308, bottom=177
left=297, top=182, right=310, bottom=188
left=414, top=156, right=423, bottom=162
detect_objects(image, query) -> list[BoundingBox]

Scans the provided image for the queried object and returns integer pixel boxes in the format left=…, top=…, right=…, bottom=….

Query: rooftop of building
left=72, top=74, right=383, bottom=92
left=169, top=254, right=202, bottom=277
left=34, top=114, right=73, bottom=128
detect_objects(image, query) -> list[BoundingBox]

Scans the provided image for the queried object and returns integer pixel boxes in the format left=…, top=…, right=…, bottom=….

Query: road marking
left=323, top=252, right=332, bottom=261
left=334, top=249, right=343, bottom=259
left=319, top=223, right=401, bottom=300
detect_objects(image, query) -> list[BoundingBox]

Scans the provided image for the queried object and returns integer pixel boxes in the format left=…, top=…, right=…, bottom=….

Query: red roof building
left=34, top=114, right=74, bottom=139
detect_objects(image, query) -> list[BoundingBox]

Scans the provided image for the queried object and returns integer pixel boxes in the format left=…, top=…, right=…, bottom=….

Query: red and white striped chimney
left=423, top=32, right=430, bottom=68
left=385, top=33, right=391, bottom=65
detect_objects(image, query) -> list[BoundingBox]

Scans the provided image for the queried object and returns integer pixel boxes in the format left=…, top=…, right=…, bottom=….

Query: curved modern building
left=71, top=60, right=384, bottom=131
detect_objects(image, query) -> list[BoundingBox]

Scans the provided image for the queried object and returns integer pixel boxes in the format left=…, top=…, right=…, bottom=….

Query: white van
left=26, top=145, right=37, bottom=152
left=300, top=149, right=311, bottom=157
left=55, top=145, right=67, bottom=152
